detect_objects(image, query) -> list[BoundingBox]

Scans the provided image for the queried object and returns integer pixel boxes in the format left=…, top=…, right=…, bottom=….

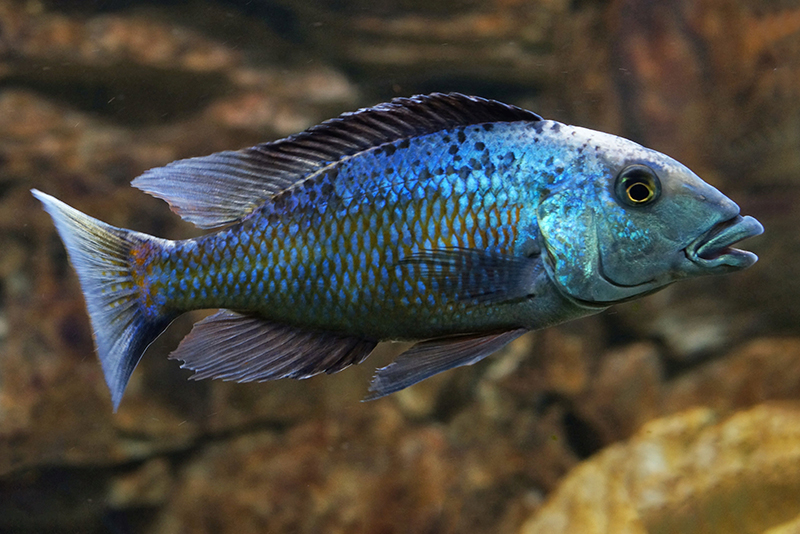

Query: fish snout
left=685, top=215, right=764, bottom=271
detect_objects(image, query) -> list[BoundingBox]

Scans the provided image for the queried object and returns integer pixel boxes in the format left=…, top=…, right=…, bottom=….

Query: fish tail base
left=32, top=189, right=174, bottom=411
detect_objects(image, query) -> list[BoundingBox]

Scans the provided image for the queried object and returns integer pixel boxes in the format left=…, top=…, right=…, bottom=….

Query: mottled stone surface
left=0, top=0, right=797, bottom=532
left=520, top=404, right=800, bottom=534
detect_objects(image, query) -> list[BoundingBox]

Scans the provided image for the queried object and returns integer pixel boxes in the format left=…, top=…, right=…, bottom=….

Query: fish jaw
left=685, top=215, right=764, bottom=272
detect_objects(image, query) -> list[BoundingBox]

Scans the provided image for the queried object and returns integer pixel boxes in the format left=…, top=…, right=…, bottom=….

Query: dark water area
left=1, top=0, right=799, bottom=532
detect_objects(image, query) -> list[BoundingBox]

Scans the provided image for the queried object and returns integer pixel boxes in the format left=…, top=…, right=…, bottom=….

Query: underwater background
left=0, top=0, right=798, bottom=532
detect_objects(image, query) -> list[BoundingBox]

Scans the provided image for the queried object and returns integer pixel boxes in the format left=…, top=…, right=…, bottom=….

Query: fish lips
left=685, top=215, right=764, bottom=272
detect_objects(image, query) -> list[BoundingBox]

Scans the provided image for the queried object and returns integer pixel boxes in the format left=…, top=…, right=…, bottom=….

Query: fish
left=32, top=93, right=764, bottom=411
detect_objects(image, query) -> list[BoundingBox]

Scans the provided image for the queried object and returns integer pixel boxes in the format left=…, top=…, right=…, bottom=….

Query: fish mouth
left=686, top=215, right=764, bottom=270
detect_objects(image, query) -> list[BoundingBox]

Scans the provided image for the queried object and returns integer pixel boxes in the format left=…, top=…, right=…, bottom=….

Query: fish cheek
left=595, top=217, right=660, bottom=286
left=595, top=200, right=688, bottom=288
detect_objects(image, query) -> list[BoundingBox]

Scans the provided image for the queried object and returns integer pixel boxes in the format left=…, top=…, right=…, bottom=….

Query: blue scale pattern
left=145, top=123, right=545, bottom=339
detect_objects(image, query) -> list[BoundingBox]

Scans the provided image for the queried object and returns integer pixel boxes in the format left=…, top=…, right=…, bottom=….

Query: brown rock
left=664, top=338, right=800, bottom=414
left=107, top=457, right=173, bottom=508
left=520, top=404, right=800, bottom=534
left=575, top=342, right=664, bottom=443
left=0, top=0, right=359, bottom=476
left=0, top=0, right=795, bottom=532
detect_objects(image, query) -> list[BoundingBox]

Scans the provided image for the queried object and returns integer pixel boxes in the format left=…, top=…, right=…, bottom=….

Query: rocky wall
left=0, top=0, right=798, bottom=532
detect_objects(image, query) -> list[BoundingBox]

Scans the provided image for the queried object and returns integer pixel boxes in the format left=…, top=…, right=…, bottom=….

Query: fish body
left=32, top=94, right=763, bottom=410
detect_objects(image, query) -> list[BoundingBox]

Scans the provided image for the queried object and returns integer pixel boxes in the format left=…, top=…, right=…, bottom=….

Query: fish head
left=536, top=125, right=763, bottom=306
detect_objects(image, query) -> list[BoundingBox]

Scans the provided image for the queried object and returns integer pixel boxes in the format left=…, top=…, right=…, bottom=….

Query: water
left=0, top=0, right=797, bottom=532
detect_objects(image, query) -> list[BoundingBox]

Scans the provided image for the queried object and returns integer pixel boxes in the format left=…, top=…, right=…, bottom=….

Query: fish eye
left=615, top=164, right=661, bottom=206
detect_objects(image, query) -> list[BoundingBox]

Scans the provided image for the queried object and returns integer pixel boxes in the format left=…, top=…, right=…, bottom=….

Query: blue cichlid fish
left=32, top=93, right=763, bottom=411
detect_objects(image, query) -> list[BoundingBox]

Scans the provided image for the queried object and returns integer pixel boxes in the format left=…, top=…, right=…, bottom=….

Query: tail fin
left=32, top=190, right=173, bottom=411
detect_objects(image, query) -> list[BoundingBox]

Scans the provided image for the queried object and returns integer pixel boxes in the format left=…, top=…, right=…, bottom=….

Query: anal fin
left=365, top=328, right=527, bottom=400
left=170, top=310, right=377, bottom=382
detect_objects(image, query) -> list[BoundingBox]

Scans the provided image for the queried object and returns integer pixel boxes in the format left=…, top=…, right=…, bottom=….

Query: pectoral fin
left=365, top=328, right=527, bottom=400
left=170, top=310, right=377, bottom=382
left=398, top=247, right=543, bottom=305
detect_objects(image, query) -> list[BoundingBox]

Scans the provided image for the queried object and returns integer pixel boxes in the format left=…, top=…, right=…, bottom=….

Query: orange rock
left=521, top=404, right=800, bottom=534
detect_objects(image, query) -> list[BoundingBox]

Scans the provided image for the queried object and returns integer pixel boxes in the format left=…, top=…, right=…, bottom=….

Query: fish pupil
left=626, top=181, right=653, bottom=203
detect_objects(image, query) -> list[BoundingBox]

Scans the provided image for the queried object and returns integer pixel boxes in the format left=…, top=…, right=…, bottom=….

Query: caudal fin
left=32, top=190, right=173, bottom=411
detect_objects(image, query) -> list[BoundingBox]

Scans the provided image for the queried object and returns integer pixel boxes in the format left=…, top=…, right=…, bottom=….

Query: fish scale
left=139, top=127, right=526, bottom=340
left=32, top=93, right=763, bottom=410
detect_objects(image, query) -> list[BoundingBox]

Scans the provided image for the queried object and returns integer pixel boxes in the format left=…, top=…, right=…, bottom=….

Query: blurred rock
left=277, top=0, right=571, bottom=95
left=0, top=0, right=359, bottom=134
left=568, top=337, right=800, bottom=447
left=0, top=0, right=796, bottom=532
left=108, top=457, right=172, bottom=508
left=520, top=404, right=800, bottom=534
left=766, top=514, right=800, bottom=534
left=664, top=338, right=800, bottom=414
left=0, top=0, right=359, bottom=477
left=0, top=465, right=111, bottom=532
left=151, top=398, right=569, bottom=534
left=574, top=342, right=664, bottom=444
left=604, top=0, right=800, bottom=338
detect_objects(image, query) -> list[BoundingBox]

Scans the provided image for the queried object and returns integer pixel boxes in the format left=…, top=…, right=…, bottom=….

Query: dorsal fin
left=132, top=93, right=542, bottom=228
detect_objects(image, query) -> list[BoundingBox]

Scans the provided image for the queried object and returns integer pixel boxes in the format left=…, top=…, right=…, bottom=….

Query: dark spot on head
left=383, top=143, right=397, bottom=156
left=445, top=164, right=456, bottom=175
left=546, top=156, right=554, bottom=166
left=457, top=130, right=466, bottom=144
left=482, top=123, right=494, bottom=131
left=435, top=167, right=444, bottom=175
left=442, top=135, right=451, bottom=143
left=531, top=122, right=545, bottom=134
left=595, top=145, right=601, bottom=151
left=480, top=149, right=491, bottom=165
left=458, top=166, right=471, bottom=180
left=474, top=141, right=485, bottom=151
left=555, top=166, right=564, bottom=174
left=468, top=158, right=481, bottom=170
left=385, top=167, right=394, bottom=175
left=308, top=189, right=317, bottom=201
left=322, top=183, right=334, bottom=195
left=398, top=138, right=410, bottom=149
left=448, top=144, right=459, bottom=155
left=453, top=155, right=462, bottom=162
left=419, top=167, right=431, bottom=181
left=551, top=122, right=561, bottom=133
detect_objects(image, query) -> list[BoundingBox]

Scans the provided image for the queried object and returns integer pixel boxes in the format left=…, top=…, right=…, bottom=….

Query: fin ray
left=32, top=190, right=174, bottom=411
left=133, top=93, right=541, bottom=228
left=366, top=329, right=527, bottom=400
left=398, top=247, right=543, bottom=304
left=170, top=310, right=377, bottom=382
